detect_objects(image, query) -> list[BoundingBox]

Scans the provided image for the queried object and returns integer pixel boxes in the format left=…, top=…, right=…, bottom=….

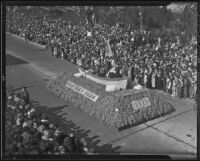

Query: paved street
left=5, top=34, right=197, bottom=158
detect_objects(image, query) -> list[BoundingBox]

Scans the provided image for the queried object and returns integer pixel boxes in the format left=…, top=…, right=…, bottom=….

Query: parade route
left=5, top=34, right=197, bottom=158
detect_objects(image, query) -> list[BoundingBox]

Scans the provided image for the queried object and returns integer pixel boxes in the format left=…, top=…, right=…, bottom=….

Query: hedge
left=47, top=71, right=175, bottom=130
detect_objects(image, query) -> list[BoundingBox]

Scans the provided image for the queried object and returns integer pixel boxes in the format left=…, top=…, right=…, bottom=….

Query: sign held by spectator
left=87, top=31, right=92, bottom=37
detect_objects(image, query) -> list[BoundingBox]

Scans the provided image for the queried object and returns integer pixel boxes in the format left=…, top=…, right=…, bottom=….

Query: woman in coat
left=162, top=71, right=167, bottom=92
left=53, top=45, right=58, bottom=56
left=171, top=75, right=177, bottom=97
left=133, top=75, right=139, bottom=86
left=169, top=75, right=176, bottom=96
left=176, top=76, right=183, bottom=99
left=156, top=69, right=162, bottom=90
left=143, top=71, right=148, bottom=87
left=191, top=73, right=197, bottom=100
left=147, top=69, right=152, bottom=89
left=189, top=75, right=194, bottom=99
left=127, top=66, right=132, bottom=88
left=151, top=70, right=156, bottom=89
left=183, top=76, right=189, bottom=98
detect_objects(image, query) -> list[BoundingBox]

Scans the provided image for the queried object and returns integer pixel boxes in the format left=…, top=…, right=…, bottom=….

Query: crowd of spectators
left=6, top=8, right=197, bottom=101
left=5, top=87, right=92, bottom=155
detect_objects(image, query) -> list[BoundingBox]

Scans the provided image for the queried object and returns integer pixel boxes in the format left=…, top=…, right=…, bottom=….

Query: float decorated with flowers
left=47, top=68, right=175, bottom=130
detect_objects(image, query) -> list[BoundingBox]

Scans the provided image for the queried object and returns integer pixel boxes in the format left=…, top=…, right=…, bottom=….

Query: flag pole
left=139, top=6, right=143, bottom=31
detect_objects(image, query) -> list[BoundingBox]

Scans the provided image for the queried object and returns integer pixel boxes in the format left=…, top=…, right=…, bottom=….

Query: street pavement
left=5, top=34, right=197, bottom=158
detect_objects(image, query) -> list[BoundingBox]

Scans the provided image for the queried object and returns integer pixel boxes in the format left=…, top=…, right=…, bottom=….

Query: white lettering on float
left=65, top=81, right=99, bottom=102
left=131, top=97, right=151, bottom=111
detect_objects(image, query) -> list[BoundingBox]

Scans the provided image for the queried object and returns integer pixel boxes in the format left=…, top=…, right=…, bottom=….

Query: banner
left=78, top=68, right=127, bottom=91
left=65, top=81, right=99, bottom=102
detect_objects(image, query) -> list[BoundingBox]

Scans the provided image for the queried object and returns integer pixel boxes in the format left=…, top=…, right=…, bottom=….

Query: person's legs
left=191, top=89, right=194, bottom=99
left=177, top=87, right=180, bottom=98
left=193, top=85, right=197, bottom=100
left=184, top=87, right=188, bottom=98
left=189, top=85, right=192, bottom=99
left=171, top=87, right=175, bottom=96
left=175, top=87, right=178, bottom=97
left=166, top=88, right=169, bottom=94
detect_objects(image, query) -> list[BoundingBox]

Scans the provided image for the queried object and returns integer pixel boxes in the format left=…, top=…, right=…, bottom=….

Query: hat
left=49, top=123, right=55, bottom=129
left=23, top=122, right=28, bottom=128
left=43, top=129, right=49, bottom=137
left=27, top=120, right=33, bottom=128
left=80, top=138, right=87, bottom=146
left=8, top=96, right=12, bottom=100
left=83, top=147, right=89, bottom=152
left=22, top=86, right=27, bottom=90
left=30, top=108, right=36, bottom=113
left=33, top=123, right=38, bottom=129
left=69, top=133, right=74, bottom=138
left=37, top=125, right=45, bottom=133
left=25, top=104, right=31, bottom=110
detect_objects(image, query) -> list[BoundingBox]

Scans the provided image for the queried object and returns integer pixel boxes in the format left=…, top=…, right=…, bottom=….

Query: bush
left=47, top=72, right=175, bottom=130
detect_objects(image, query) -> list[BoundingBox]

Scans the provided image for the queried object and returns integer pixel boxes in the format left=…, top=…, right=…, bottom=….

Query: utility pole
left=138, top=6, right=143, bottom=31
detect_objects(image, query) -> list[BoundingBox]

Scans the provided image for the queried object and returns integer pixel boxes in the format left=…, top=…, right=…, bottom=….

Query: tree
left=180, top=3, right=197, bottom=38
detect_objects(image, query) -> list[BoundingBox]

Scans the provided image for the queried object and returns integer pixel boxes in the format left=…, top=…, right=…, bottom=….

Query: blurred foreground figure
left=20, top=87, right=30, bottom=104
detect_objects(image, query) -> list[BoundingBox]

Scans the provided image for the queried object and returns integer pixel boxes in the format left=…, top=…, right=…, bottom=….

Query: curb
left=6, top=32, right=46, bottom=49
left=6, top=49, right=57, bottom=79
left=6, top=33, right=58, bottom=79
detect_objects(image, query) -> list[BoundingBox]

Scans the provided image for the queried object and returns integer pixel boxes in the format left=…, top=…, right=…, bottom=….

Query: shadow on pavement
left=6, top=84, right=34, bottom=92
left=6, top=55, right=29, bottom=66
left=6, top=84, right=121, bottom=154
left=31, top=49, right=46, bottom=52
left=31, top=100, right=122, bottom=154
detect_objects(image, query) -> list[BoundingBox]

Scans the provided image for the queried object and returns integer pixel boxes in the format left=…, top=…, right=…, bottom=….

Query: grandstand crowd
left=5, top=87, right=93, bottom=155
left=6, top=8, right=197, bottom=99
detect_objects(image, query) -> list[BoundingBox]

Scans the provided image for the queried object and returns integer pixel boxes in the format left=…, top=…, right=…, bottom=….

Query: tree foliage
left=14, top=4, right=197, bottom=37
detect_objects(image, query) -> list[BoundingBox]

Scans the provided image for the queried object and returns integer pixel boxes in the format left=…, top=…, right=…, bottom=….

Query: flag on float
left=105, top=39, right=113, bottom=57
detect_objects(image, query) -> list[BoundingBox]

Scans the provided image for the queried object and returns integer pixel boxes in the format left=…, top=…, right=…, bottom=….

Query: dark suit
left=20, top=90, right=30, bottom=104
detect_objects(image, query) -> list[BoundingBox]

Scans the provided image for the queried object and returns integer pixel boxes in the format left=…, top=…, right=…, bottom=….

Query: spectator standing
left=183, top=75, right=189, bottom=98
left=176, top=75, right=183, bottom=99
left=19, top=87, right=30, bottom=105
left=191, top=72, right=197, bottom=100
left=189, top=74, right=194, bottom=99
left=162, top=71, right=167, bottom=92
left=151, top=70, right=156, bottom=89
left=146, top=69, right=152, bottom=89
left=171, top=75, right=177, bottom=97
left=156, top=69, right=162, bottom=90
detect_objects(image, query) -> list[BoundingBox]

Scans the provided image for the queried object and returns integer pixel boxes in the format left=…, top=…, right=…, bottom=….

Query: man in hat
left=67, top=133, right=77, bottom=153
left=19, top=87, right=30, bottom=105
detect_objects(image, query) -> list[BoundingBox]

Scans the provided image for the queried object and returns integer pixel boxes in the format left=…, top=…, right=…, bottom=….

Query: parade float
left=47, top=67, right=175, bottom=130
